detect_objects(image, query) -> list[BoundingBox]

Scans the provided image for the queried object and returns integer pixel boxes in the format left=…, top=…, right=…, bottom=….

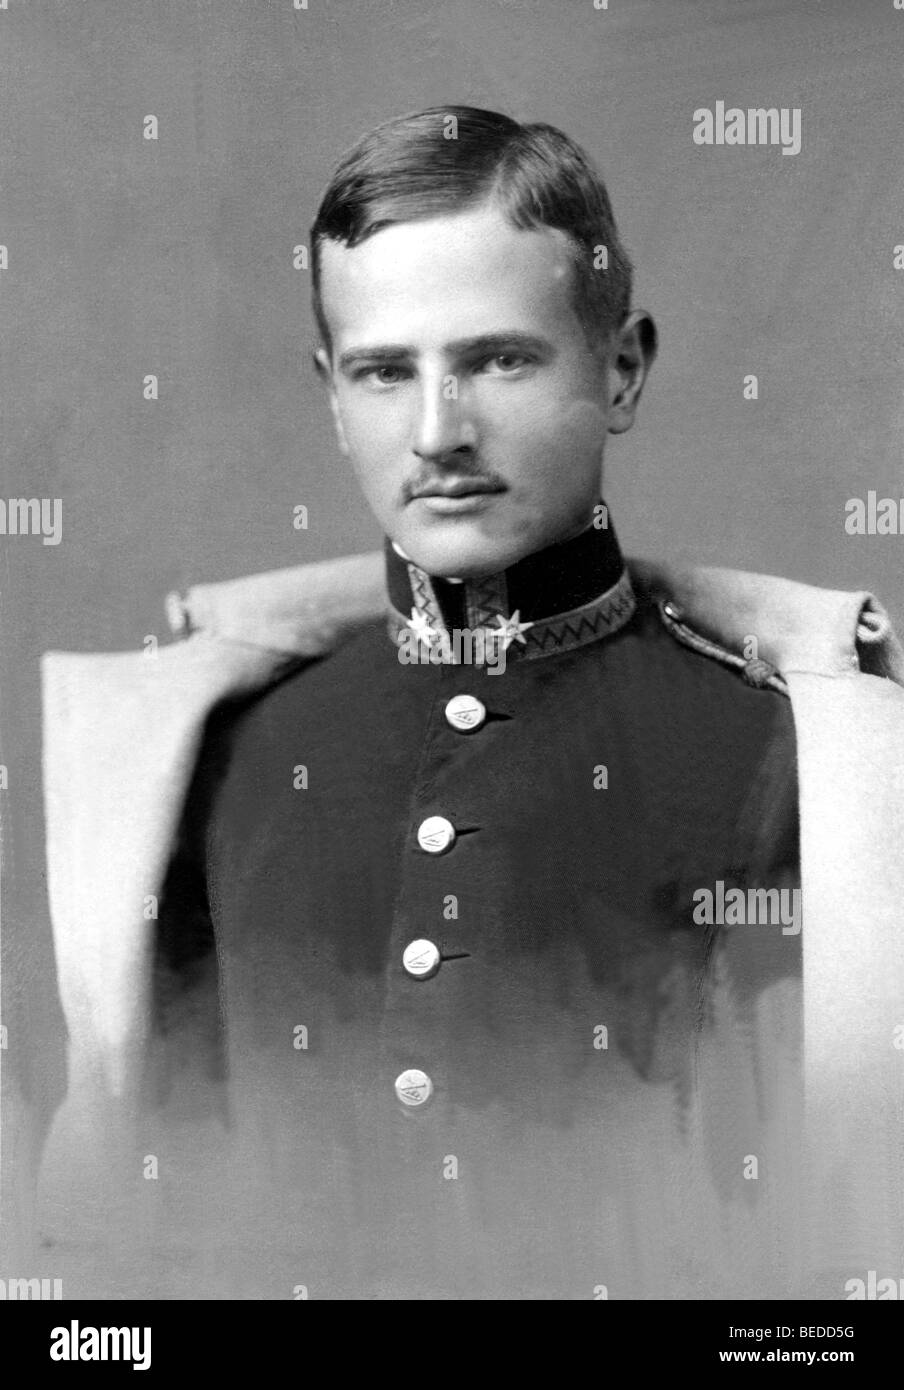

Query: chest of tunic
left=161, top=600, right=802, bottom=1298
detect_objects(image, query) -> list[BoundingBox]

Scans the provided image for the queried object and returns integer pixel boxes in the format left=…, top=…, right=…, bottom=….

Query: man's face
left=317, top=201, right=646, bottom=577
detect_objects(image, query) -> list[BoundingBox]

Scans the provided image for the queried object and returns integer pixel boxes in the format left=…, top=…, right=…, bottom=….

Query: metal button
left=444, top=694, right=486, bottom=733
left=402, top=939, right=441, bottom=979
left=394, top=1068, right=433, bottom=1107
left=416, top=816, right=456, bottom=854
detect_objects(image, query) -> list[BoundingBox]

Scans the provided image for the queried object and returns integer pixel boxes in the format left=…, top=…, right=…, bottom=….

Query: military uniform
left=147, top=512, right=804, bottom=1299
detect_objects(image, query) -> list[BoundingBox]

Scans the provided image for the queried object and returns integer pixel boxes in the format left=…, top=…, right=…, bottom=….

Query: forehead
left=318, top=203, right=580, bottom=350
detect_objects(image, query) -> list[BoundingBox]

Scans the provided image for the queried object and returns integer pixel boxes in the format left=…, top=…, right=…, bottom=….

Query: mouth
left=410, top=479, right=506, bottom=514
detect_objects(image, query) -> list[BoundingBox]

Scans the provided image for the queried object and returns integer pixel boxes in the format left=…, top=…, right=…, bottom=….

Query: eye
left=482, top=352, right=532, bottom=374
left=359, top=364, right=408, bottom=387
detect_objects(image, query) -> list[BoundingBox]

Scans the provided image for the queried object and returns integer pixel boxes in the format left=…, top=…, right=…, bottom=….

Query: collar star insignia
left=406, top=608, right=440, bottom=645
left=487, top=609, right=534, bottom=651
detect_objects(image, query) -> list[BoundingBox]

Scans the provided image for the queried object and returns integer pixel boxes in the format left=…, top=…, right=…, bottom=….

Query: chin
left=401, top=527, right=539, bottom=579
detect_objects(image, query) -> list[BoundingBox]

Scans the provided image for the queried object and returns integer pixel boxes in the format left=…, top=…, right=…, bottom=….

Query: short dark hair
left=310, top=105, right=633, bottom=358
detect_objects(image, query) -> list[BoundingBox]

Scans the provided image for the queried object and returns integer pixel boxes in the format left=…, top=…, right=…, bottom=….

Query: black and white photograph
left=1, top=0, right=903, bottom=1348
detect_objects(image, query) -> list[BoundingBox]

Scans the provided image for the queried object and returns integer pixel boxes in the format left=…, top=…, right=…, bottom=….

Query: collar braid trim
left=390, top=565, right=636, bottom=663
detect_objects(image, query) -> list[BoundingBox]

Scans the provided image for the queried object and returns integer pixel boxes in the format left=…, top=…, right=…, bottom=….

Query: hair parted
left=310, top=105, right=633, bottom=357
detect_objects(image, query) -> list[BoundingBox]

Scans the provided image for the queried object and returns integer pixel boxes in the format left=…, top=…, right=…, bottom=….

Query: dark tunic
left=152, top=516, right=801, bottom=1299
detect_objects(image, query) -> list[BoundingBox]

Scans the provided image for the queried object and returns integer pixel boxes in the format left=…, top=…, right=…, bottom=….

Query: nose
left=411, top=370, right=477, bottom=463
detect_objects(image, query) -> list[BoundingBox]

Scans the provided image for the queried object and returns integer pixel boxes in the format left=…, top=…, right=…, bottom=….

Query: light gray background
left=2, top=0, right=902, bottom=1272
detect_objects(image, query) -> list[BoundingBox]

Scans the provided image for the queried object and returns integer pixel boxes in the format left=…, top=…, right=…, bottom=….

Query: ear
left=605, top=310, right=658, bottom=435
left=313, top=345, right=350, bottom=457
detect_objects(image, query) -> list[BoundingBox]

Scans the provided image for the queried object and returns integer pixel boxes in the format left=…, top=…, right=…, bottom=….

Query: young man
left=40, top=107, right=904, bottom=1300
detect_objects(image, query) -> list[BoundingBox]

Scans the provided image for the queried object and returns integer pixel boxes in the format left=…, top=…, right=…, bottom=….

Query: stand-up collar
left=385, top=504, right=636, bottom=662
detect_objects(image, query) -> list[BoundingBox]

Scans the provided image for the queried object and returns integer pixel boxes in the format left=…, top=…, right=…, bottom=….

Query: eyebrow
left=336, top=332, right=553, bottom=372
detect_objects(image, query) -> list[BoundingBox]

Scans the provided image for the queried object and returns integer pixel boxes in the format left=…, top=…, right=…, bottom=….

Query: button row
left=397, top=695, right=487, bottom=1111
